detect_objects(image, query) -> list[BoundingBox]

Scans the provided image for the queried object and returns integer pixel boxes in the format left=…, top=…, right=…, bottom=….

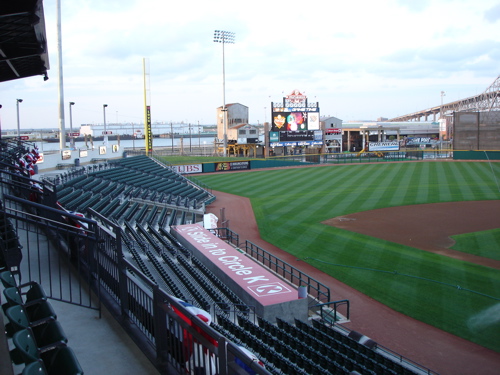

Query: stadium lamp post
left=213, top=30, right=235, bottom=158
left=170, top=122, right=174, bottom=155
left=69, top=102, right=75, bottom=148
left=440, top=91, right=445, bottom=149
left=16, top=99, right=23, bottom=137
left=103, top=104, right=108, bottom=146
left=189, top=123, right=192, bottom=153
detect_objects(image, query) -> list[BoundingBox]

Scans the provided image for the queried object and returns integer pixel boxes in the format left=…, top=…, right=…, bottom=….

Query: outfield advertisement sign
left=270, top=140, right=323, bottom=147
left=405, top=137, right=436, bottom=146
left=215, top=161, right=250, bottom=172
left=172, top=164, right=202, bottom=174
left=368, top=142, right=400, bottom=151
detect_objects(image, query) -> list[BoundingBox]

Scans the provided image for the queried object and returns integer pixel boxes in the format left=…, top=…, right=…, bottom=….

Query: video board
left=270, top=90, right=320, bottom=145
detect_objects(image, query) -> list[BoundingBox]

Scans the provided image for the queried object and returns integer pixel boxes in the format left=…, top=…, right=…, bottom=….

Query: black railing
left=243, top=240, right=330, bottom=303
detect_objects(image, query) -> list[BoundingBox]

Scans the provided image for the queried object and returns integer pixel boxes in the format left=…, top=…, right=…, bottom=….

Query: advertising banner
left=215, top=161, right=250, bottom=172
left=61, top=150, right=71, bottom=160
left=405, top=137, right=434, bottom=146
left=269, top=132, right=280, bottom=142
left=172, top=164, right=203, bottom=174
left=368, top=142, right=400, bottom=151
left=279, top=130, right=315, bottom=142
left=145, top=106, right=153, bottom=154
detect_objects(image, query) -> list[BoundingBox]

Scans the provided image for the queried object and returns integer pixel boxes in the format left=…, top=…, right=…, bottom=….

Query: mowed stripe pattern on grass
left=197, top=162, right=500, bottom=352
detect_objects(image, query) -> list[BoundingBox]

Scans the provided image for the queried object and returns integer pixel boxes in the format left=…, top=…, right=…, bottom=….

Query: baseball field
left=195, top=161, right=500, bottom=353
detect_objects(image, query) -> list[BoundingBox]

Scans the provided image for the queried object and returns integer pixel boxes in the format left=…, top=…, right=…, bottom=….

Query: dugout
left=171, top=224, right=308, bottom=323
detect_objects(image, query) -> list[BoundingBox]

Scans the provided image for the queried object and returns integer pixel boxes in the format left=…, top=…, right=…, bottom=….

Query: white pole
left=16, top=99, right=22, bottom=137
left=222, top=41, right=227, bottom=157
left=103, top=104, right=108, bottom=146
left=56, top=0, right=66, bottom=149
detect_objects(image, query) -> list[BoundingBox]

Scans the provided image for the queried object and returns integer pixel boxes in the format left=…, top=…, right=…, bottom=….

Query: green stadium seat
left=22, top=361, right=48, bottom=375
left=42, top=346, right=84, bottom=375
left=0, top=269, right=17, bottom=288
left=4, top=304, right=54, bottom=337
left=12, top=329, right=42, bottom=364
left=2, top=284, right=47, bottom=313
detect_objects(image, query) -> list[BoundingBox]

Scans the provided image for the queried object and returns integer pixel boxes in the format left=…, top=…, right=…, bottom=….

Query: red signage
left=325, top=128, right=342, bottom=134
left=172, top=224, right=297, bottom=305
left=20, top=136, right=30, bottom=140
left=102, top=131, right=113, bottom=135
left=285, top=89, right=306, bottom=104
left=69, top=132, right=80, bottom=137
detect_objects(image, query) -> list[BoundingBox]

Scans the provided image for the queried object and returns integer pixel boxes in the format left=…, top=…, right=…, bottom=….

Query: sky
left=1, top=0, right=500, bottom=130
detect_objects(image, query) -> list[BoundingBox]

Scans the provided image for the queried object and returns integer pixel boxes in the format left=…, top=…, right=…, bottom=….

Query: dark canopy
left=0, top=0, right=49, bottom=82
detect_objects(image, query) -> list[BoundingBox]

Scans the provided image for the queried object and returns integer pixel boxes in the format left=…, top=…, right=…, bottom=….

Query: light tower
left=213, top=30, right=235, bottom=157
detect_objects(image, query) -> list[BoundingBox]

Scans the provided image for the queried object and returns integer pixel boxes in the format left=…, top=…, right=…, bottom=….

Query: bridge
left=388, top=74, right=500, bottom=122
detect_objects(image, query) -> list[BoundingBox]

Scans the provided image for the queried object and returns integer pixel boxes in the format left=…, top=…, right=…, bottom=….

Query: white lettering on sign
left=248, top=282, right=293, bottom=297
left=174, top=224, right=294, bottom=299
left=172, top=164, right=202, bottom=174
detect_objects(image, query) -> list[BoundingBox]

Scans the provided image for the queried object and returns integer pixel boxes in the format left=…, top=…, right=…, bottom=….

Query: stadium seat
left=42, top=346, right=84, bottom=375
left=4, top=304, right=55, bottom=337
left=21, top=360, right=48, bottom=375
left=0, top=269, right=18, bottom=288
left=12, top=328, right=43, bottom=364
left=2, top=284, right=47, bottom=313
left=31, top=320, right=68, bottom=350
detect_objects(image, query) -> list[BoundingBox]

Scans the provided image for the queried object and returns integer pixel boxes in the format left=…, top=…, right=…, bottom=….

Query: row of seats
left=0, top=208, right=23, bottom=271
left=121, top=220, right=251, bottom=318
left=56, top=157, right=210, bottom=209
left=297, top=319, right=416, bottom=374
left=1, top=270, right=83, bottom=374
left=217, top=314, right=337, bottom=375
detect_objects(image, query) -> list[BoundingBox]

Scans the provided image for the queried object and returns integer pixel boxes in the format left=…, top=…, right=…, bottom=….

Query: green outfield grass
left=451, top=228, right=500, bottom=261
left=196, top=161, right=500, bottom=352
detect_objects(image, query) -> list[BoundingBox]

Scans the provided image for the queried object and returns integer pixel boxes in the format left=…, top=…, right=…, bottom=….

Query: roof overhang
left=0, top=0, right=49, bottom=82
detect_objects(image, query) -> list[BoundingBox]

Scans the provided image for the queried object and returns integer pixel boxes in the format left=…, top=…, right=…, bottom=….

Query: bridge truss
left=389, top=74, right=500, bottom=122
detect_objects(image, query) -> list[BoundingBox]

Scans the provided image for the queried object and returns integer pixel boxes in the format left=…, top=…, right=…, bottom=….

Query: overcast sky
left=2, top=0, right=500, bottom=130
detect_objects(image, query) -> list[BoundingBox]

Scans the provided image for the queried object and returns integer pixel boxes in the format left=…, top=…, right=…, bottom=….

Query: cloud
left=484, top=3, right=500, bottom=22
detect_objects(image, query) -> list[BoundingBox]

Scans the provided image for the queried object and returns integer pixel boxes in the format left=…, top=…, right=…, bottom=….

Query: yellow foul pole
left=143, top=58, right=153, bottom=155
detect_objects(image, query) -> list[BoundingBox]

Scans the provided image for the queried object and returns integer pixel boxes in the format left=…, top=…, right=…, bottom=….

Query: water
left=35, top=135, right=216, bottom=153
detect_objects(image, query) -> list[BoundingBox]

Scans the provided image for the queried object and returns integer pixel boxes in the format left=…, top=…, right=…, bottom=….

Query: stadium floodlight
left=213, top=30, right=235, bottom=157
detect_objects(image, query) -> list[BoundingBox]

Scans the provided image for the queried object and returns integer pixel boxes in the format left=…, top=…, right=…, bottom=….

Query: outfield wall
left=453, top=151, right=500, bottom=160
left=171, top=223, right=308, bottom=323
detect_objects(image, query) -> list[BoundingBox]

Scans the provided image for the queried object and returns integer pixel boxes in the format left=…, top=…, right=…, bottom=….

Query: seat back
left=32, top=320, right=68, bottom=350
left=12, top=329, right=40, bottom=364
left=21, top=360, right=48, bottom=375
left=24, top=283, right=48, bottom=303
left=44, top=346, right=84, bottom=375
left=0, top=270, right=17, bottom=288
left=5, top=305, right=31, bottom=336
left=3, top=286, right=23, bottom=308
left=27, top=300, right=57, bottom=322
